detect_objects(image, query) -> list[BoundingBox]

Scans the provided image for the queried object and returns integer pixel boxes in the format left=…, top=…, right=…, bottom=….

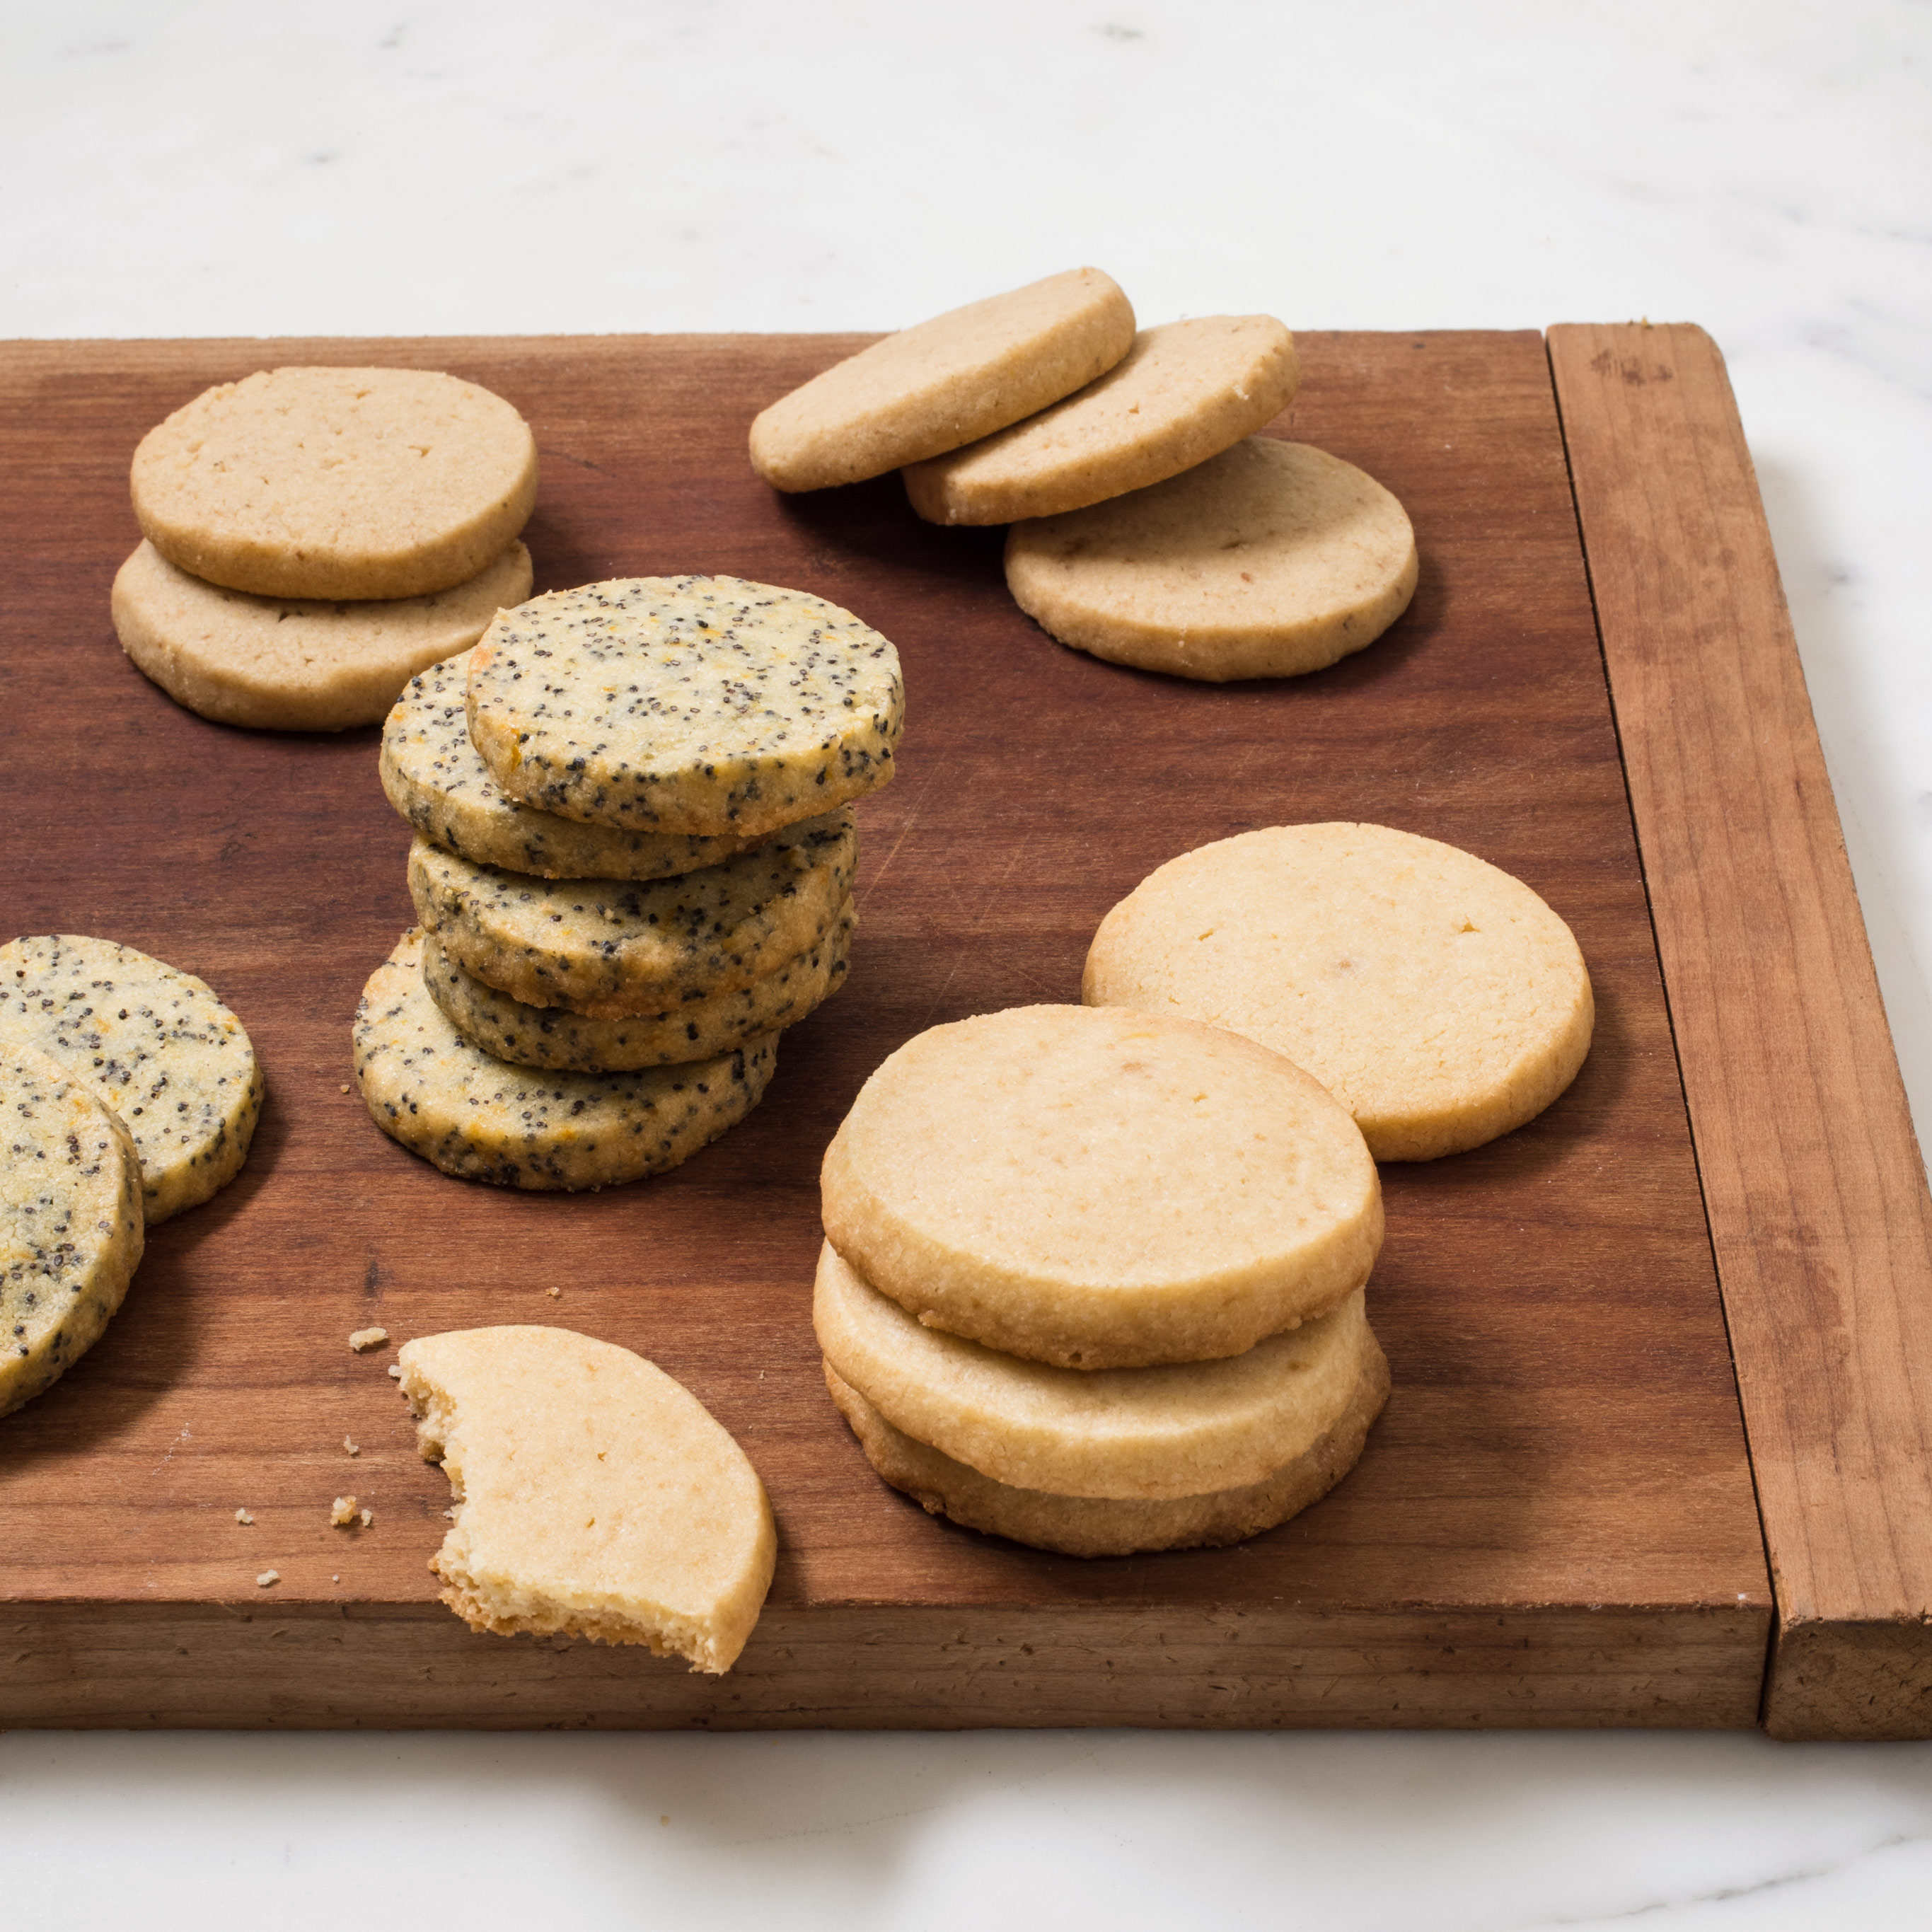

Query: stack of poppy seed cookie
left=751, top=266, right=1418, bottom=684
left=115, top=366, right=538, bottom=731
left=354, top=574, right=905, bottom=1191
left=814, top=1005, right=1390, bottom=1557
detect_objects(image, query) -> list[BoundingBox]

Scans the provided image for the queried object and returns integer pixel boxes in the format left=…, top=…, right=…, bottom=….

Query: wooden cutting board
left=3, top=326, right=1927, bottom=1740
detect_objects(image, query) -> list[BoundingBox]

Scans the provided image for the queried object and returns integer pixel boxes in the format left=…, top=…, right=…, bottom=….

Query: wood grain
left=1549, top=323, right=1932, bottom=1740
left=0, top=331, right=1768, bottom=1728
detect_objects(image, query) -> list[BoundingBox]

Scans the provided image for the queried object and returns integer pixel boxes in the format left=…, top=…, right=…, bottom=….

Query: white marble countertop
left=7, top=2, right=1932, bottom=1925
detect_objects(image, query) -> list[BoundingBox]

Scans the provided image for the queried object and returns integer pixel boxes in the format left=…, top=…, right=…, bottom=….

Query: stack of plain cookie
left=355, top=573, right=904, bottom=1191
left=814, top=1004, right=1389, bottom=1556
left=751, top=269, right=1417, bottom=682
left=114, top=366, right=538, bottom=731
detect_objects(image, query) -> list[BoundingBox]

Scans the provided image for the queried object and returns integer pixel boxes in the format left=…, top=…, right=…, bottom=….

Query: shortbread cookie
left=406, top=809, right=856, bottom=1017
left=352, top=930, right=775, bottom=1189
left=466, top=577, right=903, bottom=837
left=1084, top=823, right=1595, bottom=1161
left=400, top=1326, right=775, bottom=1672
left=0, top=935, right=262, bottom=1224
left=827, top=1336, right=1388, bottom=1557
left=1, top=1046, right=145, bottom=1419
left=902, top=316, right=1300, bottom=526
left=821, top=1005, right=1380, bottom=1368
left=815, top=1243, right=1370, bottom=1499
left=749, top=267, right=1136, bottom=491
left=130, top=366, right=538, bottom=599
left=420, top=908, right=852, bottom=1070
left=382, top=651, right=778, bottom=879
left=112, top=540, right=533, bottom=731
left=1005, top=439, right=1417, bottom=681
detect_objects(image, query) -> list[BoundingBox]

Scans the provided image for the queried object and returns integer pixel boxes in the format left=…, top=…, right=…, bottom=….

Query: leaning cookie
left=465, top=577, right=903, bottom=838
left=0, top=935, right=262, bottom=1224
left=903, top=316, right=1300, bottom=526
left=352, top=930, right=776, bottom=1189
left=1005, top=440, right=1416, bottom=682
left=420, top=910, right=852, bottom=1070
left=825, top=1338, right=1389, bottom=1558
left=130, top=366, right=538, bottom=600
left=749, top=267, right=1135, bottom=491
left=112, top=540, right=533, bottom=731
left=406, top=810, right=856, bottom=1016
left=381, top=651, right=779, bottom=879
left=1084, top=823, right=1594, bottom=1160
left=1, top=1046, right=146, bottom=1420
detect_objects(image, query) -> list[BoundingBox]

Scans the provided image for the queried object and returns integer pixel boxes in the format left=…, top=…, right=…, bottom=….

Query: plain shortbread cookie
left=466, top=576, right=903, bottom=838
left=112, top=538, right=533, bottom=731
left=405, top=809, right=856, bottom=1016
left=420, top=910, right=852, bottom=1070
left=400, top=1326, right=775, bottom=1672
left=130, top=366, right=538, bottom=599
left=825, top=1339, right=1389, bottom=1558
left=901, top=316, right=1300, bottom=526
left=748, top=267, right=1135, bottom=491
left=815, top=1243, right=1370, bottom=1500
left=0, top=935, right=262, bottom=1224
left=819, top=1004, right=1381, bottom=1368
left=353, top=929, right=775, bottom=1189
left=381, top=650, right=780, bottom=879
left=1005, top=438, right=1417, bottom=681
left=1083, top=823, right=1595, bottom=1160
left=1, top=1045, right=145, bottom=1419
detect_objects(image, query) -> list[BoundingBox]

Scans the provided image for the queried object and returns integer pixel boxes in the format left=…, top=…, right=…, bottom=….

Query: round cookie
left=1005, top=439, right=1417, bottom=681
left=466, top=577, right=903, bottom=838
left=381, top=650, right=779, bottom=880
left=814, top=1242, right=1370, bottom=1500
left=112, top=540, right=533, bottom=732
left=352, top=930, right=776, bottom=1190
left=130, top=366, right=538, bottom=600
left=901, top=316, right=1300, bottom=527
left=2, top=1045, right=146, bottom=1420
left=819, top=1004, right=1381, bottom=1369
left=0, top=935, right=262, bottom=1224
left=825, top=1338, right=1389, bottom=1558
left=406, top=809, right=856, bottom=1017
left=400, top=1326, right=775, bottom=1672
left=1083, top=823, right=1595, bottom=1161
left=420, top=908, right=852, bottom=1070
left=748, top=267, right=1135, bottom=492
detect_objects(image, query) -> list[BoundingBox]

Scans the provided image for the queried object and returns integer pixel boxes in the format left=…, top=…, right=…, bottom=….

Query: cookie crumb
left=235, top=1508, right=255, bottom=1525
left=332, top=1573, right=340, bottom=1583
left=360, top=1508, right=374, bottom=1528
left=330, top=1496, right=360, bottom=1527
left=388, top=1363, right=403, bottom=1379
left=256, top=1570, right=279, bottom=1587
left=343, top=1435, right=360, bottom=1456
left=349, top=1326, right=389, bottom=1353
left=547, top=1286, right=562, bottom=1300
left=340, top=1083, right=350, bottom=1094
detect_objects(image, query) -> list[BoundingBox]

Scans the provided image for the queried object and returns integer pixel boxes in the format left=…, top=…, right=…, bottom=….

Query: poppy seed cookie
left=815, top=1243, right=1370, bottom=1500
left=465, top=577, right=903, bottom=837
left=400, top=1326, right=776, bottom=1672
left=902, top=316, right=1300, bottom=527
left=825, top=1335, right=1389, bottom=1558
left=1083, top=823, right=1595, bottom=1160
left=352, top=929, right=776, bottom=1189
left=405, top=810, right=856, bottom=1017
left=0, top=935, right=262, bottom=1225
left=420, top=908, right=852, bottom=1071
left=820, top=1005, right=1382, bottom=1369
left=2, top=1046, right=145, bottom=1419
left=1005, top=439, right=1418, bottom=682
left=382, top=650, right=779, bottom=880
left=748, top=267, right=1135, bottom=491
left=130, top=366, right=538, bottom=600
left=112, top=540, right=533, bottom=732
